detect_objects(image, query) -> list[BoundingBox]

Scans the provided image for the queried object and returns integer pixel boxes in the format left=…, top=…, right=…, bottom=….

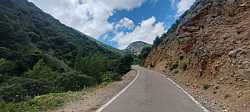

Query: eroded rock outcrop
left=144, top=0, right=250, bottom=111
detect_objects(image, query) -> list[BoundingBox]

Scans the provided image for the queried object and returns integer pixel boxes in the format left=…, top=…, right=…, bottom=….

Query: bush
left=202, top=84, right=210, bottom=90
left=101, top=71, right=121, bottom=83
left=25, top=59, right=59, bottom=81
left=101, top=72, right=113, bottom=84
left=0, top=22, right=13, bottom=37
left=55, top=72, right=95, bottom=91
left=169, top=63, right=179, bottom=71
left=139, top=46, right=151, bottom=60
left=74, top=53, right=108, bottom=83
left=0, top=77, right=51, bottom=102
left=0, top=91, right=83, bottom=112
left=116, top=54, right=134, bottom=74
left=0, top=58, right=16, bottom=74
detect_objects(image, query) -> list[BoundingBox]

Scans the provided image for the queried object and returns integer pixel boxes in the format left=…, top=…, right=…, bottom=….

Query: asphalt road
left=101, top=67, right=207, bottom=112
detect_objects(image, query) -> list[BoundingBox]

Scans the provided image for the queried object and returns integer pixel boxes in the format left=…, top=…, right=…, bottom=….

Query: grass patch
left=0, top=80, right=115, bottom=112
left=0, top=91, right=85, bottom=112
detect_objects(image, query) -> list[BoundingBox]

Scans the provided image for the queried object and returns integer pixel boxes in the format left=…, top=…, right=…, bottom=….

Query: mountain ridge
left=0, top=0, right=133, bottom=105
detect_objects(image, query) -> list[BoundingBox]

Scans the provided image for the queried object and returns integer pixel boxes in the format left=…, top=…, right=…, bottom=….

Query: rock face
left=125, top=41, right=151, bottom=55
left=144, top=0, right=250, bottom=111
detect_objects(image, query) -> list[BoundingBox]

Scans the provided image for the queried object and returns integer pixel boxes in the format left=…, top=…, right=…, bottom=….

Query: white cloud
left=115, top=17, right=134, bottom=30
left=170, top=0, right=195, bottom=16
left=112, top=17, right=165, bottom=49
left=28, top=0, right=145, bottom=38
left=176, top=0, right=196, bottom=16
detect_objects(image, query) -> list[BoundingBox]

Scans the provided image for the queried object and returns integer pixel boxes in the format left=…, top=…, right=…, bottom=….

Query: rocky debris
left=228, top=47, right=246, bottom=58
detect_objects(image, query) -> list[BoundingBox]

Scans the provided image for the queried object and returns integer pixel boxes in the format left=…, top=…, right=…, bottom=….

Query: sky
left=28, top=0, right=195, bottom=49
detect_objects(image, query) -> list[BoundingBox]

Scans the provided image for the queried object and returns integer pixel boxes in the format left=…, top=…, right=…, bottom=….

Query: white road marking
left=165, top=77, right=210, bottom=112
left=96, top=70, right=140, bottom=112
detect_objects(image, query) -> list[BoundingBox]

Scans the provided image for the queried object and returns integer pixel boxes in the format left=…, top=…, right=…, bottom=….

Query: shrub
left=132, top=57, right=141, bottom=65
left=0, top=58, right=16, bottom=74
left=101, top=72, right=113, bottom=84
left=0, top=22, right=13, bottom=37
left=55, top=72, right=95, bottom=91
left=74, top=53, right=108, bottom=83
left=0, top=77, right=51, bottom=102
left=139, top=46, right=151, bottom=60
left=116, top=54, right=134, bottom=74
left=101, top=71, right=121, bottom=83
left=169, top=63, right=179, bottom=71
left=202, top=84, right=210, bottom=90
left=25, top=59, right=59, bottom=81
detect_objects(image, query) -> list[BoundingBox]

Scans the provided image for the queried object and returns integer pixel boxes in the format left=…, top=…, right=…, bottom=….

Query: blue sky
left=109, top=0, right=176, bottom=28
left=29, top=0, right=195, bottom=49
left=102, top=0, right=177, bottom=48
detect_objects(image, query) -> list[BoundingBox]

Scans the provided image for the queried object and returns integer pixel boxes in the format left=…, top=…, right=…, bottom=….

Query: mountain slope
left=144, top=0, right=250, bottom=111
left=125, top=41, right=151, bottom=55
left=0, top=0, right=130, bottom=103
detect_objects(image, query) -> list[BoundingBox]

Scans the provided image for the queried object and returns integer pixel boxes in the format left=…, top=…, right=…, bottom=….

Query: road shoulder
left=50, top=70, right=137, bottom=112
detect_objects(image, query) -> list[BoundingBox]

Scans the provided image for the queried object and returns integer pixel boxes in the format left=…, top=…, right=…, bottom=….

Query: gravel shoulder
left=50, top=70, right=137, bottom=112
left=168, top=76, right=224, bottom=112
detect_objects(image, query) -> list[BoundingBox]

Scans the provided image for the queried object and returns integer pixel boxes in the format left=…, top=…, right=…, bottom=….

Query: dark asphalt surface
left=102, top=67, right=206, bottom=112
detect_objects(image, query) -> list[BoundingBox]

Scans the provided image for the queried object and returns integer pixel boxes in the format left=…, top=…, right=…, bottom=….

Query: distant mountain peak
left=125, top=41, right=151, bottom=55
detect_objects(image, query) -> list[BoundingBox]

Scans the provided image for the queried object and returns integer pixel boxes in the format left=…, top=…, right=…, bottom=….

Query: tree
left=139, top=46, right=151, bottom=60
left=74, top=53, right=108, bottom=83
left=116, top=54, right=134, bottom=74
left=25, top=59, right=59, bottom=81
left=55, top=71, right=95, bottom=91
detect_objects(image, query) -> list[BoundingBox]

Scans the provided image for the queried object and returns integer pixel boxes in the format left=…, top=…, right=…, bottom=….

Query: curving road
left=99, top=66, right=208, bottom=112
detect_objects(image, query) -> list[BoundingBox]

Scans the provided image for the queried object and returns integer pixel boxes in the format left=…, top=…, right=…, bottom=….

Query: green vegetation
left=169, top=63, right=179, bottom=71
left=0, top=58, right=16, bottom=74
left=130, top=46, right=152, bottom=65
left=202, top=84, right=210, bottom=90
left=0, top=0, right=134, bottom=111
left=139, top=46, right=151, bottom=60
left=0, top=91, right=85, bottom=112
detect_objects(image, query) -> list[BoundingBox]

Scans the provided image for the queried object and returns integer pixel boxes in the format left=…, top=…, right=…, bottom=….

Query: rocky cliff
left=144, top=0, right=250, bottom=111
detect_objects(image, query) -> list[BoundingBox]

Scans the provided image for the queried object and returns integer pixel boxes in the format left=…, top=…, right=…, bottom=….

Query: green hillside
left=0, top=0, right=132, bottom=105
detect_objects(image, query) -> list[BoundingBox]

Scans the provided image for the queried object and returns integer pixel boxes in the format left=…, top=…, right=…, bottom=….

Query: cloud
left=170, top=0, right=195, bottom=16
left=112, top=17, right=165, bottom=49
left=176, top=0, right=195, bottom=16
left=115, top=17, right=134, bottom=30
left=28, top=0, right=145, bottom=38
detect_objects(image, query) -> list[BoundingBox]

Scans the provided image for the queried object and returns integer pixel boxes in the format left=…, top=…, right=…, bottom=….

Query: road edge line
left=164, top=75, right=210, bottom=112
left=96, top=70, right=140, bottom=112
